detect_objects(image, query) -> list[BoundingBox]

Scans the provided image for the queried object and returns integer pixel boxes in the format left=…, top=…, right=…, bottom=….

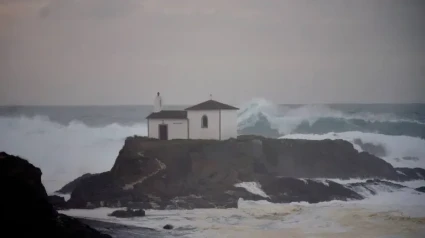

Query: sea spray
left=0, top=115, right=147, bottom=193
left=237, top=99, right=425, bottom=138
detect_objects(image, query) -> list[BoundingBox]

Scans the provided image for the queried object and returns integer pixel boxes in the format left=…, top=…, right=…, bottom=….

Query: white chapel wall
left=148, top=119, right=188, bottom=139
left=220, top=110, right=238, bottom=140
left=187, top=110, right=220, bottom=140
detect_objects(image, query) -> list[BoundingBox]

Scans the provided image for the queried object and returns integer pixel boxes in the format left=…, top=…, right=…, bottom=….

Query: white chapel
left=146, top=93, right=239, bottom=140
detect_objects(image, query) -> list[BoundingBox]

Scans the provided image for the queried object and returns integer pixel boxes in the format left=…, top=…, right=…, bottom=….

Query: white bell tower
left=153, top=92, right=162, bottom=112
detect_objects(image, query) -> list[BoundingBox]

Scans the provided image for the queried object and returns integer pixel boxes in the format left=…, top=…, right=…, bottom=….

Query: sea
left=1, top=98, right=425, bottom=237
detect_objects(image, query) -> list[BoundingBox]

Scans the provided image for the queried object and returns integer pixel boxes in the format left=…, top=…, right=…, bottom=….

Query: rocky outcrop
left=415, top=187, right=425, bottom=193
left=259, top=177, right=363, bottom=203
left=57, top=173, right=93, bottom=194
left=0, top=152, right=111, bottom=238
left=65, top=136, right=420, bottom=209
left=346, top=179, right=407, bottom=196
left=396, top=167, right=425, bottom=180
left=353, top=138, right=387, bottom=157
left=108, top=208, right=146, bottom=218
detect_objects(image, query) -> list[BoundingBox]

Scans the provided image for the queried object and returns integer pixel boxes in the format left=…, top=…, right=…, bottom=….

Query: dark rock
left=67, top=136, right=404, bottom=209
left=353, top=138, right=387, bottom=157
left=108, top=208, right=146, bottom=218
left=55, top=214, right=112, bottom=238
left=396, top=167, right=425, bottom=180
left=67, top=171, right=131, bottom=209
left=163, top=224, right=174, bottom=230
left=159, top=187, right=268, bottom=209
left=415, top=187, right=425, bottom=193
left=49, top=195, right=68, bottom=210
left=78, top=218, right=161, bottom=237
left=347, top=179, right=406, bottom=196
left=267, top=139, right=397, bottom=179
left=57, top=173, right=93, bottom=194
left=0, top=152, right=111, bottom=238
left=260, top=177, right=363, bottom=203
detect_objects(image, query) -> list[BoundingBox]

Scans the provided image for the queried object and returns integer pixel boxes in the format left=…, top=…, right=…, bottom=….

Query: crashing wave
left=237, top=98, right=425, bottom=138
left=0, top=115, right=147, bottom=193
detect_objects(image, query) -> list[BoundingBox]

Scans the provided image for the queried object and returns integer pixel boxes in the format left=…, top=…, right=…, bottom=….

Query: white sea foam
left=0, top=115, right=147, bottom=193
left=60, top=176, right=425, bottom=237
left=316, top=178, right=370, bottom=185
left=324, top=178, right=425, bottom=189
left=234, top=182, right=270, bottom=198
left=280, top=131, right=425, bottom=168
left=399, top=180, right=425, bottom=188
left=61, top=192, right=425, bottom=238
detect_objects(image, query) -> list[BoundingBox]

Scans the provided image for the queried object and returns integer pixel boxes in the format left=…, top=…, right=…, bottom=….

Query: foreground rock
left=79, top=218, right=163, bottom=238
left=64, top=136, right=424, bottom=210
left=0, top=152, right=111, bottom=238
left=48, top=195, right=68, bottom=210
left=108, top=208, right=146, bottom=218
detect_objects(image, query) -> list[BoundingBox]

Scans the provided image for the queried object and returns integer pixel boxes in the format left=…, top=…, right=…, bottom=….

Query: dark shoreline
left=78, top=218, right=167, bottom=238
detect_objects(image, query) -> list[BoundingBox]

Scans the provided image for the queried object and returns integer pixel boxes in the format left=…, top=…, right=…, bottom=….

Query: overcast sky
left=0, top=0, right=424, bottom=105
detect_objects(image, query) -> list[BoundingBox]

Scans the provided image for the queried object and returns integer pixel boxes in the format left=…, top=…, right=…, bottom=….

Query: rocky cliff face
left=64, top=136, right=422, bottom=209
left=56, top=173, right=93, bottom=194
left=0, top=152, right=111, bottom=238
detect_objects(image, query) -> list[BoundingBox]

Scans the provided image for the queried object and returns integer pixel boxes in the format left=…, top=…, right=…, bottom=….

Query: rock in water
left=163, top=224, right=174, bottom=230
left=415, top=187, right=425, bottom=193
left=0, top=152, right=111, bottom=238
left=108, top=208, right=146, bottom=218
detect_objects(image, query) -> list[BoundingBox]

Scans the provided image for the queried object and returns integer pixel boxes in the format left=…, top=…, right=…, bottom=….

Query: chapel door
left=158, top=124, right=168, bottom=140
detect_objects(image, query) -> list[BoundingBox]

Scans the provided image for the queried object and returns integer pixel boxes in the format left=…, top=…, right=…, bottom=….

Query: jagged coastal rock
left=63, top=136, right=424, bottom=210
left=0, top=152, right=111, bottom=238
left=56, top=173, right=93, bottom=194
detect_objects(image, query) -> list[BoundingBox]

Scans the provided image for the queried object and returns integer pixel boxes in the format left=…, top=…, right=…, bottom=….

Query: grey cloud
left=0, top=0, right=424, bottom=105
left=39, top=0, right=141, bottom=19
left=0, top=0, right=36, bottom=3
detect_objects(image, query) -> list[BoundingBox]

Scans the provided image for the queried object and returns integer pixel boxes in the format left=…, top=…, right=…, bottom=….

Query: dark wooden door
left=158, top=124, right=168, bottom=140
